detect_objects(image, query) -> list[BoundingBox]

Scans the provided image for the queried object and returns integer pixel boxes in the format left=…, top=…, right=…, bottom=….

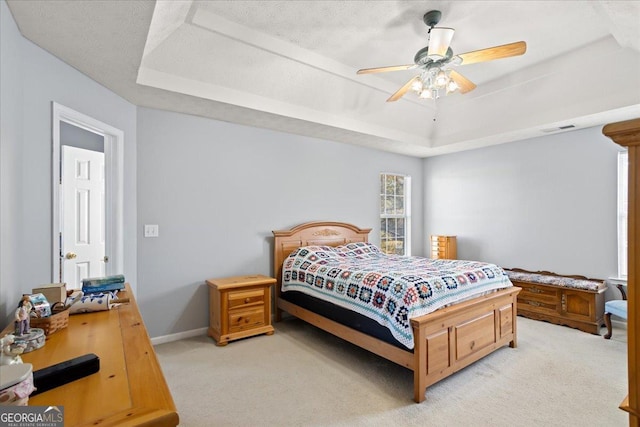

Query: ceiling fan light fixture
left=357, top=10, right=525, bottom=103
left=435, top=70, right=448, bottom=87
left=427, top=27, right=455, bottom=59
left=411, top=67, right=457, bottom=99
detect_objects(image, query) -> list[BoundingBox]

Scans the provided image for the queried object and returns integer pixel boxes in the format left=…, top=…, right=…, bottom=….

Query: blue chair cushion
left=605, top=300, right=628, bottom=319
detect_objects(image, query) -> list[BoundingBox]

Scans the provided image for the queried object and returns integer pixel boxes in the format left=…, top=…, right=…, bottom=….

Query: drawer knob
left=245, top=298, right=250, bottom=304
left=529, top=287, right=542, bottom=294
left=528, top=301, right=541, bottom=307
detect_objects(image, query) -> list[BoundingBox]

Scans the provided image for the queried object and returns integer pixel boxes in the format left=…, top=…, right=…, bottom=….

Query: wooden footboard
left=411, top=286, right=520, bottom=402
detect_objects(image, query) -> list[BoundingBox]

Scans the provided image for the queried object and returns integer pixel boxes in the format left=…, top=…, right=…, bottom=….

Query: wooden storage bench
left=505, top=268, right=607, bottom=334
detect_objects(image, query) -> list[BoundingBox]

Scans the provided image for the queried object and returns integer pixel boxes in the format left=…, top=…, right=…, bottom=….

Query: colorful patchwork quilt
left=282, top=242, right=513, bottom=349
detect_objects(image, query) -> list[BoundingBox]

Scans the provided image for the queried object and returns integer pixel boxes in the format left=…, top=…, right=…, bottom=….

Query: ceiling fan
left=357, top=10, right=526, bottom=102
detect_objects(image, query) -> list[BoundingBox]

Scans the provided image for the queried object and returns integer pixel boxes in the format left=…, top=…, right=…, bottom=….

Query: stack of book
left=81, top=275, right=125, bottom=294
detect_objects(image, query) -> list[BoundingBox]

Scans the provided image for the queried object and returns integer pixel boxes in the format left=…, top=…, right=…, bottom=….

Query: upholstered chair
left=603, top=284, right=628, bottom=339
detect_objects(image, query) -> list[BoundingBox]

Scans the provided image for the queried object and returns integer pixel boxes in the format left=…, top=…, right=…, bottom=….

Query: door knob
left=103, top=256, right=109, bottom=263
left=65, top=252, right=77, bottom=259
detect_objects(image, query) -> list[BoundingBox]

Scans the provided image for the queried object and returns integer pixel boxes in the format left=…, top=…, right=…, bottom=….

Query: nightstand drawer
left=228, top=288, right=265, bottom=309
left=229, top=307, right=265, bottom=333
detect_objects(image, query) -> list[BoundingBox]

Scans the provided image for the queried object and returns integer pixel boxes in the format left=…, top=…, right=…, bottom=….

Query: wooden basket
left=29, top=303, right=69, bottom=336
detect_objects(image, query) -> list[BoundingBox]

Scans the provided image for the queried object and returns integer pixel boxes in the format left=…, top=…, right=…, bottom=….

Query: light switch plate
left=144, top=224, right=159, bottom=238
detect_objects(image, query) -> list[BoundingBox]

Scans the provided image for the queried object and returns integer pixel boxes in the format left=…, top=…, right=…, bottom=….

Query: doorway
left=52, top=102, right=124, bottom=289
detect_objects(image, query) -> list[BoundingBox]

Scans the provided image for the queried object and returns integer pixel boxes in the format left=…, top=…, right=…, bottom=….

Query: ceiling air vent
left=541, top=124, right=576, bottom=133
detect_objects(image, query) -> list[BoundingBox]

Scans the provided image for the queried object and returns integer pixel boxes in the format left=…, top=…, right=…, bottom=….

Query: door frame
left=52, top=102, right=124, bottom=283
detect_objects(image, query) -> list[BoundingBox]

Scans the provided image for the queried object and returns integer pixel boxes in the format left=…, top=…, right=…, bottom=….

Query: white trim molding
left=52, top=102, right=124, bottom=287
left=151, top=327, right=208, bottom=346
left=608, top=277, right=628, bottom=286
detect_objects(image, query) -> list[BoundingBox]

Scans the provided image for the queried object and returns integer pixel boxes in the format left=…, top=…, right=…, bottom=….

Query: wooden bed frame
left=272, top=221, right=521, bottom=403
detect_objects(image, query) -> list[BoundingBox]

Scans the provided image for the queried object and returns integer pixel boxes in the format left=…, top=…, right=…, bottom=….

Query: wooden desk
left=1, top=284, right=178, bottom=426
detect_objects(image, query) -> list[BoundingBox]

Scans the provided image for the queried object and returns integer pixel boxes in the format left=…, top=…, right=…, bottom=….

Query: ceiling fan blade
left=357, top=64, right=416, bottom=75
left=387, top=76, right=420, bottom=102
left=428, top=27, right=455, bottom=59
left=458, top=41, right=526, bottom=66
left=449, top=70, right=476, bottom=94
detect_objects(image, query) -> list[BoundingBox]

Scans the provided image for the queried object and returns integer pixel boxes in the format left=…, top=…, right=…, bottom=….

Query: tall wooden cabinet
left=603, top=118, right=639, bottom=426
left=430, top=235, right=457, bottom=259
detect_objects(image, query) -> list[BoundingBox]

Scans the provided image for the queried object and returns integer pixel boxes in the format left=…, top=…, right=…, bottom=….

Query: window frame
left=379, top=173, right=411, bottom=256
left=617, top=150, right=628, bottom=279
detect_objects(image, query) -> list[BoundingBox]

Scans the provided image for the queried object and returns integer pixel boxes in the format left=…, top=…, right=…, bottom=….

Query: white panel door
left=62, top=146, right=105, bottom=289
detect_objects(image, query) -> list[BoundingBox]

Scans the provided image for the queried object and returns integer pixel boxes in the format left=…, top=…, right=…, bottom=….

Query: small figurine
left=14, top=296, right=33, bottom=336
left=0, top=334, right=25, bottom=365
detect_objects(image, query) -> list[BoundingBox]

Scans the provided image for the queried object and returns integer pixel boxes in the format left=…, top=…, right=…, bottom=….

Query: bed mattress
left=280, top=289, right=405, bottom=349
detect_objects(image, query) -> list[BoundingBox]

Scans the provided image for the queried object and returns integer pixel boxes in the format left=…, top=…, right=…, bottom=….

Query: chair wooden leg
left=603, top=312, right=613, bottom=339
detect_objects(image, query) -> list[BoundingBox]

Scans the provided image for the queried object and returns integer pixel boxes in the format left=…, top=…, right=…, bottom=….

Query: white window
left=380, top=173, right=411, bottom=255
left=617, top=151, right=628, bottom=279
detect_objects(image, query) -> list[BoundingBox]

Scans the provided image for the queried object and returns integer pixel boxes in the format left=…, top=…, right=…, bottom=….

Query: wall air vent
left=541, top=124, right=576, bottom=133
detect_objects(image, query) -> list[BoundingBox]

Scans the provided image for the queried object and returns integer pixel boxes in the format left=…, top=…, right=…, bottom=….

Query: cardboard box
left=32, top=283, right=67, bottom=306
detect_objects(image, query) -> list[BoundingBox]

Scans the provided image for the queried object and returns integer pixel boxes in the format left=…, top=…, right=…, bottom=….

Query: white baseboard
left=612, top=318, right=627, bottom=329
left=151, top=327, right=208, bottom=346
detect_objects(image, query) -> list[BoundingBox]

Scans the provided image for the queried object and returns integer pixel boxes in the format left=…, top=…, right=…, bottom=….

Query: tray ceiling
left=7, top=0, right=640, bottom=157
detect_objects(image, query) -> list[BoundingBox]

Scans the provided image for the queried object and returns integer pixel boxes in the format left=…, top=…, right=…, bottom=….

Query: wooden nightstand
left=206, top=274, right=276, bottom=346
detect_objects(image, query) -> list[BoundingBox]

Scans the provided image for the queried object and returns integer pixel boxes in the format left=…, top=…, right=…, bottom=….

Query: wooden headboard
left=272, top=221, right=371, bottom=299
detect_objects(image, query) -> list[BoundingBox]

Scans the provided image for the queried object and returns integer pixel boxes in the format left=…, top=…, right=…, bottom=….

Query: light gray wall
left=1, top=1, right=24, bottom=326
left=423, top=126, right=622, bottom=283
left=60, top=121, right=104, bottom=153
left=137, top=107, right=424, bottom=337
left=0, top=2, right=138, bottom=326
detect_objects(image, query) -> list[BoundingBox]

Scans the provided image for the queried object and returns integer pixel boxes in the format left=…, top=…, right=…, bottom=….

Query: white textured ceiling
left=7, top=0, right=640, bottom=157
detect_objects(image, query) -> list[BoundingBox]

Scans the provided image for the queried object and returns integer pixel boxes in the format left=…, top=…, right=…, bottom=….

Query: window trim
left=379, top=173, right=411, bottom=256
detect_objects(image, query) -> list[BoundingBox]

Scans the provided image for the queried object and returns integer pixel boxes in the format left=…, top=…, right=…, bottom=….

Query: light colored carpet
left=155, top=316, right=628, bottom=427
